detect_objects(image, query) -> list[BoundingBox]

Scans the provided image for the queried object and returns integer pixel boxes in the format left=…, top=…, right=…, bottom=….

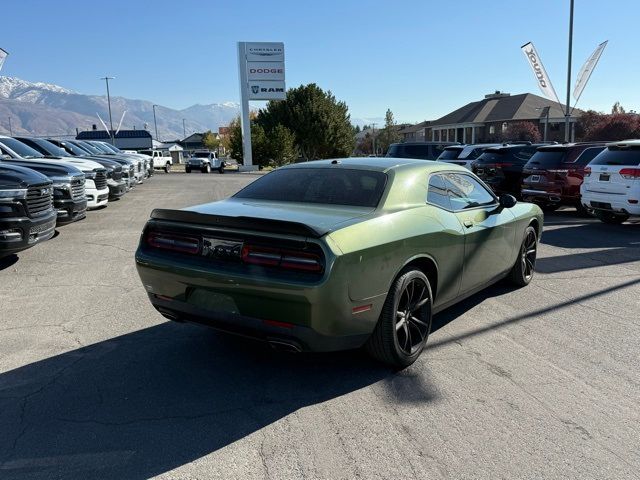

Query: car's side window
left=443, top=173, right=496, bottom=211
left=427, top=174, right=451, bottom=210
left=574, top=147, right=605, bottom=165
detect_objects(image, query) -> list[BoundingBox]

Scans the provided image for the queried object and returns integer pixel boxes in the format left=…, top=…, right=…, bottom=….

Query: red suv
left=521, top=143, right=606, bottom=213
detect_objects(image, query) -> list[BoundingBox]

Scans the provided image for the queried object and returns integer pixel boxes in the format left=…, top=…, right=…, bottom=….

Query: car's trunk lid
left=152, top=198, right=376, bottom=238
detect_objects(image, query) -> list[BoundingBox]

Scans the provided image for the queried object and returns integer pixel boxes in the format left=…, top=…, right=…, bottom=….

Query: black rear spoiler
left=150, top=208, right=325, bottom=238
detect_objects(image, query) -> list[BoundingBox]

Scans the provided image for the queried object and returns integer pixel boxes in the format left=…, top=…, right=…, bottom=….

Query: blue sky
left=2, top=0, right=639, bottom=123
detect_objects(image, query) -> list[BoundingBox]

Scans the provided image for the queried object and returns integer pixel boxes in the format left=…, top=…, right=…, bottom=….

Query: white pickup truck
left=140, top=150, right=173, bottom=173
left=185, top=150, right=225, bottom=174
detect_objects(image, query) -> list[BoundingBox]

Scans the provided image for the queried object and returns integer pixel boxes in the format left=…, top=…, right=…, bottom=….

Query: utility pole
left=372, top=122, right=377, bottom=156
left=152, top=104, right=159, bottom=144
left=182, top=118, right=186, bottom=139
left=7, top=116, right=12, bottom=136
left=564, top=0, right=574, bottom=142
left=100, top=76, right=115, bottom=145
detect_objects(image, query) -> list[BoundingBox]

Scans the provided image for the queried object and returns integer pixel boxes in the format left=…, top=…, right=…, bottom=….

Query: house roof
left=431, top=92, right=575, bottom=126
left=398, top=121, right=431, bottom=134
left=77, top=129, right=152, bottom=140
left=182, top=133, right=204, bottom=143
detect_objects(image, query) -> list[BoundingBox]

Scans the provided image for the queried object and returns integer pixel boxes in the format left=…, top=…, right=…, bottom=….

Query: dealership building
left=399, top=91, right=579, bottom=143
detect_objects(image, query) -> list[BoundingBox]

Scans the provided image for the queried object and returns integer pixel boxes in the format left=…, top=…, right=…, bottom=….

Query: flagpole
left=564, top=0, right=574, bottom=142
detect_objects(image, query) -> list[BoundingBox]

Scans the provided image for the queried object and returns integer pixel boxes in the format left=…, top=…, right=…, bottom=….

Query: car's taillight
left=147, top=231, right=200, bottom=254
left=619, top=168, right=640, bottom=179
left=584, top=167, right=591, bottom=177
left=241, top=245, right=323, bottom=273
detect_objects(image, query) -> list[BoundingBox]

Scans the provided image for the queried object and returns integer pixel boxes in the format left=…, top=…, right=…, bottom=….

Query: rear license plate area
left=530, top=175, right=540, bottom=183
left=201, top=237, right=244, bottom=261
left=591, top=201, right=612, bottom=209
left=599, top=174, right=610, bottom=181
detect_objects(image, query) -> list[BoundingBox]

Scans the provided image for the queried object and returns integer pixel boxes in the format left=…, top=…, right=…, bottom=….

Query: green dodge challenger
left=135, top=158, right=543, bottom=367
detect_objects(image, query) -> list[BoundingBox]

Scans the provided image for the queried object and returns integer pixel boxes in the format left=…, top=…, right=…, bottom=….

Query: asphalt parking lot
left=1, top=172, right=639, bottom=480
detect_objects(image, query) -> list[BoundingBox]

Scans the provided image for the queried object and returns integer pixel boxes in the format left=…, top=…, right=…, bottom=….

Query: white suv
left=581, top=140, right=640, bottom=224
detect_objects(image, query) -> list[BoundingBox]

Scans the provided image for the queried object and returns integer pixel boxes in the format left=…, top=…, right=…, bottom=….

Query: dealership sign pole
left=237, top=42, right=285, bottom=170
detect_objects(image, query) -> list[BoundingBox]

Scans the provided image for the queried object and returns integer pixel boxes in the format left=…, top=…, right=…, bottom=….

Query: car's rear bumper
left=0, top=210, right=57, bottom=256
left=135, top=249, right=381, bottom=352
left=581, top=190, right=640, bottom=215
left=146, top=293, right=369, bottom=352
left=521, top=188, right=578, bottom=205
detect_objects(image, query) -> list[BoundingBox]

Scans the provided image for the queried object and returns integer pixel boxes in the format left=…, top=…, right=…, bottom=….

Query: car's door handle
left=463, top=219, right=474, bottom=228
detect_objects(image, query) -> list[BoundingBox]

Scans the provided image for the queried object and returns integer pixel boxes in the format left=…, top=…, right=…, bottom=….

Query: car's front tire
left=202, top=164, right=211, bottom=174
left=508, top=225, right=538, bottom=287
left=366, top=268, right=432, bottom=368
left=594, top=210, right=629, bottom=224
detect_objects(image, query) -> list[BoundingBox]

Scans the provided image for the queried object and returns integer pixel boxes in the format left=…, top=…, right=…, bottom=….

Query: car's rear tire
left=218, top=166, right=225, bottom=174
left=594, top=210, right=629, bottom=224
left=164, top=162, right=171, bottom=173
left=575, top=202, right=591, bottom=217
left=365, top=268, right=432, bottom=369
left=185, top=167, right=191, bottom=173
left=541, top=204, right=559, bottom=212
left=508, top=225, right=537, bottom=287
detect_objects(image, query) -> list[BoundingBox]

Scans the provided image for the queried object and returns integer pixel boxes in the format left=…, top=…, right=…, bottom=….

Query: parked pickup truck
left=0, top=156, right=87, bottom=226
left=185, top=150, right=225, bottom=173
left=0, top=163, right=57, bottom=257
left=139, top=150, right=173, bottom=173
left=15, top=137, right=127, bottom=201
left=0, top=136, right=109, bottom=210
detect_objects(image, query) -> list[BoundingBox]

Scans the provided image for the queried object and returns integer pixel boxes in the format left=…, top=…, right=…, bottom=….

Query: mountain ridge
left=0, top=76, right=240, bottom=139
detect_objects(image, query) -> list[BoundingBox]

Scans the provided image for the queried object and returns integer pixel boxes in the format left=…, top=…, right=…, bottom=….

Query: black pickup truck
left=14, top=137, right=127, bottom=200
left=0, top=164, right=57, bottom=257
left=0, top=158, right=87, bottom=225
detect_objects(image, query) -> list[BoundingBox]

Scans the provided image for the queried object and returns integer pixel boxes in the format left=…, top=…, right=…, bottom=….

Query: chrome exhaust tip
left=268, top=340, right=302, bottom=353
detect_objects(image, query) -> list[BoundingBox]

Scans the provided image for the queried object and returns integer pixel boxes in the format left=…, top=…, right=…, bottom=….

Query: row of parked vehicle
left=386, top=140, right=640, bottom=224
left=0, top=138, right=156, bottom=258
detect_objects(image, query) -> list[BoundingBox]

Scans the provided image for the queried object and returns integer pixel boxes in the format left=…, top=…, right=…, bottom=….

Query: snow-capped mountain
left=0, top=76, right=240, bottom=139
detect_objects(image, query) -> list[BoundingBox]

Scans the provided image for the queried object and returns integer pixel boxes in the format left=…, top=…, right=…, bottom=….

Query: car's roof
left=537, top=142, right=607, bottom=151
left=280, top=157, right=467, bottom=174
left=607, top=139, right=640, bottom=148
left=390, top=141, right=460, bottom=146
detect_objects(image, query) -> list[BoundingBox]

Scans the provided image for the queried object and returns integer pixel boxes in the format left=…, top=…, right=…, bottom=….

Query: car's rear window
left=234, top=168, right=387, bottom=208
left=589, top=147, right=640, bottom=166
left=386, top=144, right=429, bottom=159
left=525, top=151, right=567, bottom=168
left=438, top=148, right=463, bottom=160
left=475, top=150, right=508, bottom=163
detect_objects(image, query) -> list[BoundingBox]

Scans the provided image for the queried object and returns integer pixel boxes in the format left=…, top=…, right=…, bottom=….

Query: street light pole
left=152, top=104, right=159, bottom=144
left=182, top=118, right=186, bottom=139
left=372, top=123, right=377, bottom=156
left=100, top=76, right=115, bottom=145
left=564, top=0, right=574, bottom=142
left=8, top=116, right=12, bottom=136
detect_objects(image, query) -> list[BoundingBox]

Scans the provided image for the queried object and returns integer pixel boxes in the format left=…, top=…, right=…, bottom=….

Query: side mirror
left=0, top=154, right=12, bottom=160
left=499, top=194, right=517, bottom=209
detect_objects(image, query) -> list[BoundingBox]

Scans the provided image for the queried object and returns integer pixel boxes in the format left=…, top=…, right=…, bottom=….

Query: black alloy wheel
left=509, top=225, right=537, bottom=287
left=366, top=268, right=432, bottom=368
left=394, top=277, right=431, bottom=356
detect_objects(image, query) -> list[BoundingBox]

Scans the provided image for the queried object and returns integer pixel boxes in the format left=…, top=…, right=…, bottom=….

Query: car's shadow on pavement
left=537, top=212, right=640, bottom=273
left=0, top=321, right=434, bottom=480
left=0, top=254, right=19, bottom=271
